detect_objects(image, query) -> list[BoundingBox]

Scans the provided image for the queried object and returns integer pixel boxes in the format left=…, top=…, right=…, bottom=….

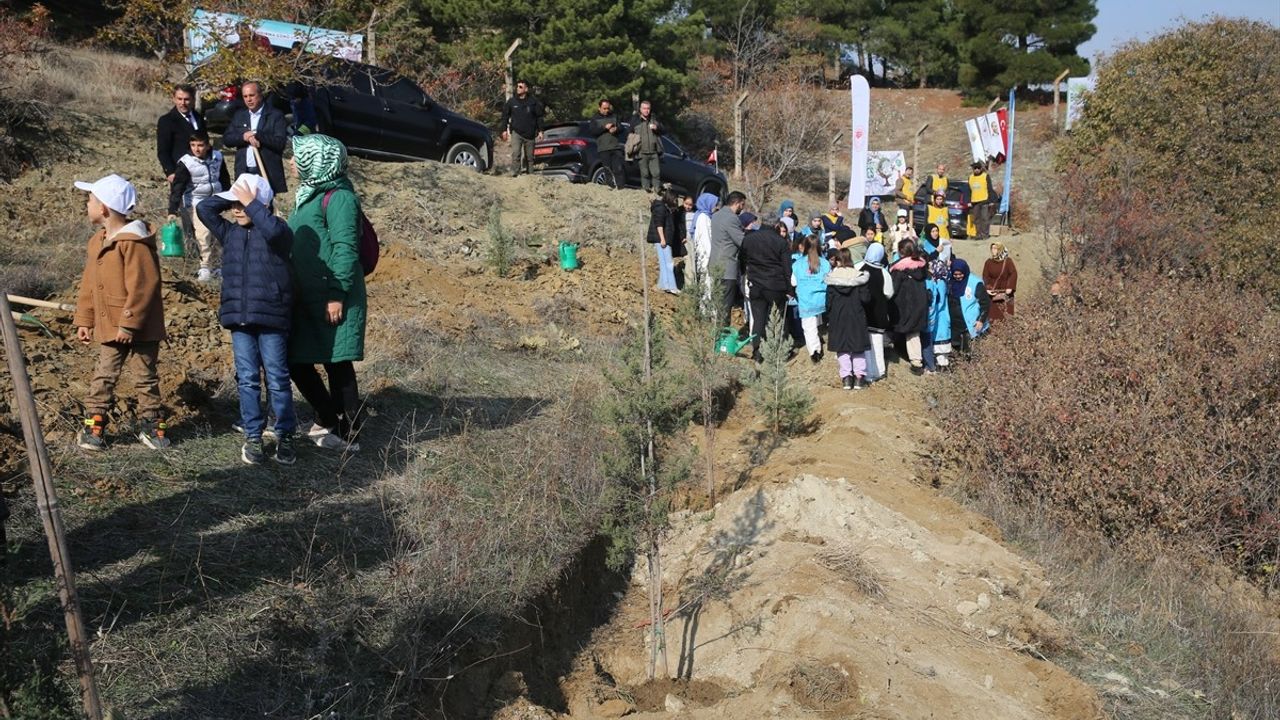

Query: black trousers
left=719, top=278, right=744, bottom=330
left=599, top=148, right=625, bottom=189
left=290, top=361, right=360, bottom=438
left=748, top=288, right=788, bottom=356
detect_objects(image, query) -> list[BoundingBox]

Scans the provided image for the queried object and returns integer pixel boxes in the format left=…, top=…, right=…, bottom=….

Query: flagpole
left=999, top=88, right=1015, bottom=228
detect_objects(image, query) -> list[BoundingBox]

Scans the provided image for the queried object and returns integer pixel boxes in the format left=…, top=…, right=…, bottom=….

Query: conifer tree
left=750, top=309, right=813, bottom=438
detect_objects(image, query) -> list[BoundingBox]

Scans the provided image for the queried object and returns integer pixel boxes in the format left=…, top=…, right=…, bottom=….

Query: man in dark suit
left=222, top=81, right=289, bottom=193
left=157, top=83, right=205, bottom=183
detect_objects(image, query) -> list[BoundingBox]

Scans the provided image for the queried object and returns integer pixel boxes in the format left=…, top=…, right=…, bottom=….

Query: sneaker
left=273, top=432, right=297, bottom=465
left=306, top=422, right=331, bottom=440
left=197, top=268, right=212, bottom=283
left=842, top=376, right=854, bottom=391
left=138, top=418, right=171, bottom=450
left=241, top=438, right=265, bottom=465
left=811, top=350, right=824, bottom=364
left=853, top=376, right=868, bottom=390
left=313, top=432, right=359, bottom=453
left=210, top=268, right=222, bottom=279
left=910, top=364, right=925, bottom=376
left=78, top=415, right=106, bottom=451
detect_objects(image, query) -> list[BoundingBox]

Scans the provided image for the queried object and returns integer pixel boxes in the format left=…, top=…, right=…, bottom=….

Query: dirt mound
left=564, top=367, right=1103, bottom=720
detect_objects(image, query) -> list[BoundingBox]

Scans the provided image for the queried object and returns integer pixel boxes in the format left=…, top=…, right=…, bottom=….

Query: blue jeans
left=656, top=243, right=677, bottom=291
left=231, top=328, right=297, bottom=439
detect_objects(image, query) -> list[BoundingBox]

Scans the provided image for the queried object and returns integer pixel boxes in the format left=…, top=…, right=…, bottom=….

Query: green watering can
left=558, top=241, right=580, bottom=271
left=159, top=219, right=184, bottom=258
left=715, top=328, right=755, bottom=356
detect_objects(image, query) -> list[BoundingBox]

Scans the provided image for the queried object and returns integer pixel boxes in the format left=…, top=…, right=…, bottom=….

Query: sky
left=1079, top=0, right=1280, bottom=61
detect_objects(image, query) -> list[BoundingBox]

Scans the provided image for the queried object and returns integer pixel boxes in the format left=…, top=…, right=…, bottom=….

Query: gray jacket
left=628, top=113, right=663, bottom=155
left=709, top=207, right=745, bottom=280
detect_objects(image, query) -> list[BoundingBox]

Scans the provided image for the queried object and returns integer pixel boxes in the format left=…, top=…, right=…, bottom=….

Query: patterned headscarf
left=929, top=240, right=952, bottom=280
left=292, top=133, right=350, bottom=208
left=990, top=241, right=1009, bottom=261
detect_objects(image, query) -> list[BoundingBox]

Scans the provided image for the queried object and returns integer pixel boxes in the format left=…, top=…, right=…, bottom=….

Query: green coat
left=287, top=180, right=367, bottom=363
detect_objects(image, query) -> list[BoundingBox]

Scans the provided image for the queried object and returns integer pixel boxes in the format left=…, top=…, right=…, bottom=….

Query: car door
left=659, top=136, right=695, bottom=195
left=319, top=67, right=384, bottom=152
left=375, top=76, right=442, bottom=159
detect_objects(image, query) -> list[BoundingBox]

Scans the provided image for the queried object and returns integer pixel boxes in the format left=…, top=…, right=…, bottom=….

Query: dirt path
left=560, top=362, right=1101, bottom=719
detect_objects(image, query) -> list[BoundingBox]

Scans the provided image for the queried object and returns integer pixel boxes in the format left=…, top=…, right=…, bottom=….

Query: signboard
left=964, top=119, right=985, bottom=164
left=864, top=151, right=906, bottom=197
left=186, top=9, right=363, bottom=65
left=1065, top=76, right=1096, bottom=130
left=980, top=113, right=1004, bottom=163
left=847, top=75, right=870, bottom=209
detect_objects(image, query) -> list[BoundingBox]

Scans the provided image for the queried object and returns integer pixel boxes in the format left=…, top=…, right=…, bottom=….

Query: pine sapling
left=750, top=308, right=813, bottom=437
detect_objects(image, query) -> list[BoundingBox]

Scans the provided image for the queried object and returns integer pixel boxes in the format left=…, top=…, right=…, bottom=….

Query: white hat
left=896, top=208, right=908, bottom=217
left=74, top=174, right=137, bottom=215
left=215, top=173, right=274, bottom=207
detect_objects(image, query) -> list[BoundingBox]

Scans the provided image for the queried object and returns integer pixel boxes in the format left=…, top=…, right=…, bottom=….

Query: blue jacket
left=197, top=197, right=294, bottom=331
left=926, top=277, right=951, bottom=345
left=791, top=255, right=830, bottom=319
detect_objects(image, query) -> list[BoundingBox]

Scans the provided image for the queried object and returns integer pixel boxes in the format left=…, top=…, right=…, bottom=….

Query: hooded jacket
left=197, top=197, right=295, bottom=331
left=855, top=244, right=894, bottom=332
left=74, top=221, right=166, bottom=343
left=889, top=256, right=929, bottom=334
left=825, top=266, right=872, bottom=355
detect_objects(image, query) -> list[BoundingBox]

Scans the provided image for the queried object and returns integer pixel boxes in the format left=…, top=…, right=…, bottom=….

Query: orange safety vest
left=968, top=173, right=989, bottom=203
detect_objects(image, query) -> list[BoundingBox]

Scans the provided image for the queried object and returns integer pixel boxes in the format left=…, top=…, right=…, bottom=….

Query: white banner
left=848, top=75, right=870, bottom=210
left=980, top=113, right=1005, bottom=162
left=865, top=151, right=906, bottom=197
left=1065, top=76, right=1096, bottom=130
left=964, top=119, right=984, bottom=164
left=186, top=9, right=364, bottom=65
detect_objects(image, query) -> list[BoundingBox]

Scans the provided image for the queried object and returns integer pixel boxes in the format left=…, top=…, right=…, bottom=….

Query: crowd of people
left=68, top=85, right=369, bottom=464
left=647, top=187, right=1018, bottom=389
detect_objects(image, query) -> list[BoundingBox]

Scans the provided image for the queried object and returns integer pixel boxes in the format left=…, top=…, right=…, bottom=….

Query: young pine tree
left=750, top=308, right=814, bottom=437
left=673, top=283, right=735, bottom=504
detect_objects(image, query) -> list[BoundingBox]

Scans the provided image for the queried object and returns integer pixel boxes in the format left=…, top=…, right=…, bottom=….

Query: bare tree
left=717, top=0, right=781, bottom=93
left=739, top=78, right=835, bottom=210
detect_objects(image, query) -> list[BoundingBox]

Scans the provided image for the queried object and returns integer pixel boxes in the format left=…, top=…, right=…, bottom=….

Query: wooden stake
left=0, top=294, right=103, bottom=720
left=503, top=38, right=523, bottom=102
left=913, top=123, right=929, bottom=176
left=828, top=131, right=843, bottom=208
left=1053, top=69, right=1070, bottom=133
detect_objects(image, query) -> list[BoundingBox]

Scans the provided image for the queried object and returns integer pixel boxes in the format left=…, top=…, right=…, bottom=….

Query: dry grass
left=958, top=488, right=1280, bottom=720
left=10, top=44, right=169, bottom=127
left=787, top=661, right=856, bottom=711
left=815, top=543, right=884, bottom=598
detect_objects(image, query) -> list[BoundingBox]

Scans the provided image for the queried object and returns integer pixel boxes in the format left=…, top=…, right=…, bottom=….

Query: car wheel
left=590, top=165, right=614, bottom=187
left=697, top=180, right=726, bottom=200
left=444, top=142, right=486, bottom=172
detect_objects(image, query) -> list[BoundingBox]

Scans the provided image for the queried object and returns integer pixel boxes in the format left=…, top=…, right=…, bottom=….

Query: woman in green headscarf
left=287, top=133, right=367, bottom=451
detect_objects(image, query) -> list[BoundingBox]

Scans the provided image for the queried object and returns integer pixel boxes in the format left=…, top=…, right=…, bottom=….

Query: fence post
left=1053, top=69, right=1070, bottom=133
left=503, top=38, right=522, bottom=102
left=0, top=294, right=103, bottom=720
left=828, top=131, right=843, bottom=208
left=913, top=123, right=929, bottom=177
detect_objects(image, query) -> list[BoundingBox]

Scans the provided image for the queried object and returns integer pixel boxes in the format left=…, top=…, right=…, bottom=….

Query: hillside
left=0, top=45, right=1100, bottom=720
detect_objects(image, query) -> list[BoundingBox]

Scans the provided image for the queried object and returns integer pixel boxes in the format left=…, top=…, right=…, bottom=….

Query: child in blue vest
left=197, top=175, right=298, bottom=466
left=791, top=234, right=831, bottom=362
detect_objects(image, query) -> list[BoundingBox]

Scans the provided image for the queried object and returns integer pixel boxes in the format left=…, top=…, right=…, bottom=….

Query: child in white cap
left=197, top=174, right=297, bottom=465
left=72, top=174, right=170, bottom=450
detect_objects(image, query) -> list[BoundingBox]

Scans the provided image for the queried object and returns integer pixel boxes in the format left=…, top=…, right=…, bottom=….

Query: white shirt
left=246, top=108, right=263, bottom=168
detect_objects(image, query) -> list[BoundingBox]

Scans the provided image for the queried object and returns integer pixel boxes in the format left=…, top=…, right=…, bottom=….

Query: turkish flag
left=996, top=108, right=1010, bottom=156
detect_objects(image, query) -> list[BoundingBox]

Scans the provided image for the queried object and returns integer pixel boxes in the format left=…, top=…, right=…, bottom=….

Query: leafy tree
left=600, top=312, right=691, bottom=680
left=955, top=0, right=1095, bottom=97
left=749, top=309, right=813, bottom=437
left=871, top=0, right=959, bottom=88
left=1059, top=18, right=1280, bottom=297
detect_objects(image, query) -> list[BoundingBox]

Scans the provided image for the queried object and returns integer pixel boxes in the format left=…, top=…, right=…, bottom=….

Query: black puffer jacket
left=197, top=197, right=294, bottom=330
left=889, top=259, right=929, bottom=334
left=856, top=261, right=894, bottom=332
left=825, top=266, right=871, bottom=354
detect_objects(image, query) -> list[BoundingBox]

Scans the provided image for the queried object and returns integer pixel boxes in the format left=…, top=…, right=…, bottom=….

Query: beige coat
left=74, top=220, right=166, bottom=343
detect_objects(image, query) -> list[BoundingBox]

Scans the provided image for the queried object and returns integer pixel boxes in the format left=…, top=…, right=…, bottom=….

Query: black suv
left=533, top=122, right=727, bottom=198
left=205, top=61, right=493, bottom=171
left=910, top=181, right=973, bottom=239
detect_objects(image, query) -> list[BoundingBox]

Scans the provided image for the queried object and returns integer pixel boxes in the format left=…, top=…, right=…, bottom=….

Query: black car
left=911, top=181, right=973, bottom=239
left=533, top=122, right=727, bottom=198
left=205, top=61, right=493, bottom=171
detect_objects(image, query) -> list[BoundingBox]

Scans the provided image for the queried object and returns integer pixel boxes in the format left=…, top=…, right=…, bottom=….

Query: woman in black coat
left=825, top=248, right=872, bottom=390
left=889, top=238, right=930, bottom=373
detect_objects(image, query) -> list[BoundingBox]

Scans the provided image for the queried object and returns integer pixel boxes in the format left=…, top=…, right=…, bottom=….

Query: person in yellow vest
left=927, top=189, right=951, bottom=239
left=967, top=161, right=998, bottom=240
left=923, top=163, right=948, bottom=199
left=893, top=165, right=915, bottom=214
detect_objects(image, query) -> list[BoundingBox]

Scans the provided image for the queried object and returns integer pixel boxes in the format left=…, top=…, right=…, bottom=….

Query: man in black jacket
left=741, top=217, right=793, bottom=362
left=500, top=80, right=545, bottom=176
left=222, top=81, right=289, bottom=194
left=157, top=84, right=205, bottom=183
left=589, top=99, right=624, bottom=189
